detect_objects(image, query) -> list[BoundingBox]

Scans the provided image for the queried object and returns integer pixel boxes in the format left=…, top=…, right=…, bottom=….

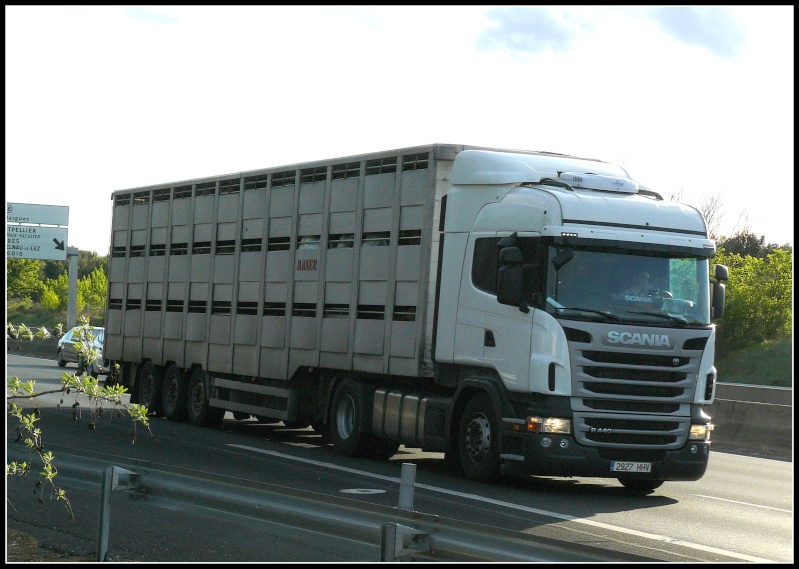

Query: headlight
left=526, top=416, right=571, bottom=434
left=689, top=423, right=714, bottom=441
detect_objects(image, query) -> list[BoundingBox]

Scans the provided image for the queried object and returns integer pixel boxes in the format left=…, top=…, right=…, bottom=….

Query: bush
left=714, top=248, right=792, bottom=355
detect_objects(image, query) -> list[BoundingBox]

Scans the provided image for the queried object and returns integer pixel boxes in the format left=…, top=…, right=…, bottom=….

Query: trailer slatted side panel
left=106, top=144, right=459, bottom=381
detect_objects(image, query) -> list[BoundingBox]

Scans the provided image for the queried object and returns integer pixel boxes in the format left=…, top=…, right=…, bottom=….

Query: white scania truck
left=104, top=144, right=728, bottom=494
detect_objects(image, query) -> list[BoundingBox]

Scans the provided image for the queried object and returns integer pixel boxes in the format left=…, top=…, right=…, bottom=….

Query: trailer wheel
left=187, top=367, right=224, bottom=428
left=136, top=361, right=163, bottom=416
left=458, top=393, right=501, bottom=483
left=161, top=364, right=188, bottom=422
left=329, top=379, right=371, bottom=457
left=618, top=478, right=664, bottom=495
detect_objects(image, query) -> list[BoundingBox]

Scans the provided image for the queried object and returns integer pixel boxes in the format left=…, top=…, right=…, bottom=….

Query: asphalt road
left=6, top=354, right=794, bottom=563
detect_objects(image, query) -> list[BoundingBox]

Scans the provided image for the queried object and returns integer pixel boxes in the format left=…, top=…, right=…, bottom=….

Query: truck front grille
left=567, top=331, right=708, bottom=449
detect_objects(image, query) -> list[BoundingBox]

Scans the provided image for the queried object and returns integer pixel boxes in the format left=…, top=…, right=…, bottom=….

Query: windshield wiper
left=626, top=310, right=689, bottom=327
left=558, top=307, right=622, bottom=322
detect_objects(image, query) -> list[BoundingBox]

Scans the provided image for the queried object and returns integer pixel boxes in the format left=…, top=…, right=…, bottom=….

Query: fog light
left=689, top=423, right=713, bottom=441
left=527, top=416, right=571, bottom=434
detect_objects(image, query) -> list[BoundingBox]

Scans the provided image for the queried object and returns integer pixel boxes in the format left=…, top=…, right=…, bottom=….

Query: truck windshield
left=544, top=246, right=711, bottom=327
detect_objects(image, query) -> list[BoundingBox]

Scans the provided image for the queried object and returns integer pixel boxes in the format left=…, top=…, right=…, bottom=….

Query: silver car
left=56, top=326, right=109, bottom=377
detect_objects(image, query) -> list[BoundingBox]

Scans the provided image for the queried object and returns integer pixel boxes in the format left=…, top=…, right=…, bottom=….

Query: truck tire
left=161, top=364, right=188, bottom=422
left=187, top=367, right=225, bottom=428
left=618, top=478, right=664, bottom=495
left=136, top=361, right=163, bottom=416
left=365, top=436, right=400, bottom=460
left=329, top=379, right=372, bottom=457
left=458, top=393, right=501, bottom=483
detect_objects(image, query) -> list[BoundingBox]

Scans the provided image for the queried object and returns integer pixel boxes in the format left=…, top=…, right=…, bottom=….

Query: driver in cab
left=623, top=270, right=654, bottom=302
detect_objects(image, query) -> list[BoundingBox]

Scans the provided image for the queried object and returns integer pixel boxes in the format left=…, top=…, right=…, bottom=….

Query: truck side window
left=472, top=237, right=500, bottom=294
left=472, top=236, right=545, bottom=302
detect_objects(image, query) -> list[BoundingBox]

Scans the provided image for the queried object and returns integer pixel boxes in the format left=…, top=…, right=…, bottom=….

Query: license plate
left=611, top=461, right=652, bottom=473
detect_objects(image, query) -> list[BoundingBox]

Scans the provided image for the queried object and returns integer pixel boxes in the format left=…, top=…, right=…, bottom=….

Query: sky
left=5, top=5, right=795, bottom=255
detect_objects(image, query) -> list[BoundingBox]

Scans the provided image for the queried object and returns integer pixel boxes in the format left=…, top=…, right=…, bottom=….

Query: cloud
left=124, top=6, right=177, bottom=25
left=648, top=7, right=745, bottom=59
left=476, top=7, right=589, bottom=57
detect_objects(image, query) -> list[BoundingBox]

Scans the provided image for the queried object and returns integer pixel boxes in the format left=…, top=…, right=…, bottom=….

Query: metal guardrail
left=6, top=448, right=650, bottom=563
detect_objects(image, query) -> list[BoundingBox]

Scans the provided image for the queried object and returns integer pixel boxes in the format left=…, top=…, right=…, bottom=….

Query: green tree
left=717, top=230, right=785, bottom=259
left=77, top=250, right=108, bottom=280
left=78, top=268, right=107, bottom=312
left=7, top=259, right=45, bottom=300
left=714, top=248, right=793, bottom=354
left=40, top=287, right=61, bottom=313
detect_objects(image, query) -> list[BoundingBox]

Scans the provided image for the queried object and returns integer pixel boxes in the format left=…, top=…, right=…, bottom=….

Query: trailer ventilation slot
left=188, top=300, right=207, bottom=313
left=219, top=179, right=240, bottom=195
left=216, top=240, right=236, bottom=254
left=393, top=306, right=416, bottom=321
left=237, top=301, right=258, bottom=315
left=332, top=162, right=360, bottom=180
left=366, top=157, right=397, bottom=175
left=212, top=301, right=231, bottom=315
left=244, top=174, right=269, bottom=190
left=402, top=152, right=429, bottom=171
left=292, top=303, right=317, bottom=317
left=300, top=167, right=327, bottom=184
left=166, top=300, right=183, bottom=312
left=146, top=299, right=162, bottom=311
left=363, top=231, right=390, bottom=246
left=174, top=185, right=192, bottom=199
left=133, top=192, right=150, bottom=206
left=241, top=238, right=262, bottom=252
left=125, top=299, right=142, bottom=310
left=263, top=302, right=286, bottom=316
left=111, top=247, right=126, bottom=258
left=297, top=235, right=320, bottom=250
left=129, top=245, right=145, bottom=258
left=153, top=189, right=171, bottom=202
left=108, top=299, right=122, bottom=310
left=192, top=241, right=211, bottom=255
left=149, top=244, right=166, bottom=256
left=170, top=242, right=188, bottom=255
left=328, top=234, right=354, bottom=248
left=398, top=230, right=421, bottom=246
left=195, top=182, right=215, bottom=197
left=323, top=304, right=349, bottom=318
left=357, top=305, right=385, bottom=320
left=267, top=237, right=291, bottom=251
left=114, top=194, right=131, bottom=206
left=271, top=170, right=296, bottom=188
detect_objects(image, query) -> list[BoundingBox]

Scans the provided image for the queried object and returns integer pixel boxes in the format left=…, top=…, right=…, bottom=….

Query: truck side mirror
left=496, top=247, right=529, bottom=313
left=711, top=264, right=728, bottom=321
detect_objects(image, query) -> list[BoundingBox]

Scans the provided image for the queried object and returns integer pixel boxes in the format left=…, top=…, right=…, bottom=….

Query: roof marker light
left=559, top=172, right=639, bottom=194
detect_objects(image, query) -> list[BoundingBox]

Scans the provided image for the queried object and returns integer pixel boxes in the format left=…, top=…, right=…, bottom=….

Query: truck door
left=455, top=233, right=534, bottom=388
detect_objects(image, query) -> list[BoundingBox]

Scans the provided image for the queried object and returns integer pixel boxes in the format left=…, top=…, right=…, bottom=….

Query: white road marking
left=228, top=444, right=776, bottom=563
left=696, top=494, right=792, bottom=513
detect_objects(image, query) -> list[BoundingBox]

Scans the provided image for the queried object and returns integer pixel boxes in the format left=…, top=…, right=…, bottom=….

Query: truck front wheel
left=187, top=367, right=225, bottom=428
left=618, top=478, right=664, bottom=495
left=458, top=393, right=501, bottom=483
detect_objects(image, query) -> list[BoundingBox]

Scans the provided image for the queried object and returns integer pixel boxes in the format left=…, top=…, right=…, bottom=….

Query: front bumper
left=500, top=430, right=710, bottom=481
